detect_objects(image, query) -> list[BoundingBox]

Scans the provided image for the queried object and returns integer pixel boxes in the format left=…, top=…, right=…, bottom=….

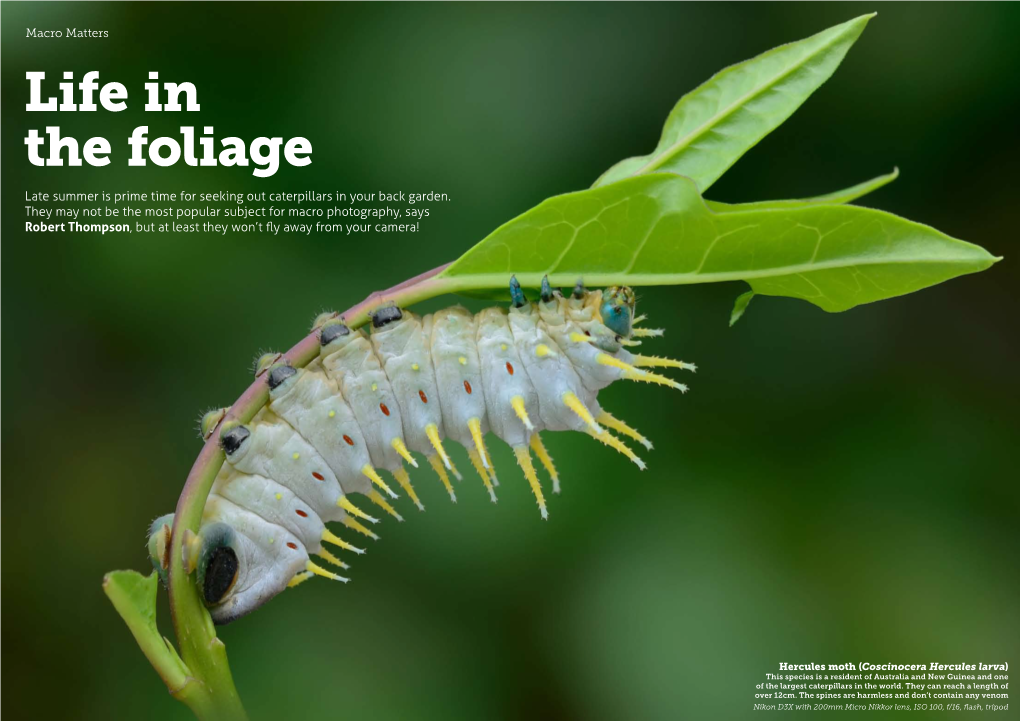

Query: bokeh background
left=3, top=3, right=1018, bottom=719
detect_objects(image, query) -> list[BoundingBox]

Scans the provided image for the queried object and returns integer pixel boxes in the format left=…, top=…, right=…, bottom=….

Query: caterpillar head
left=145, top=512, right=251, bottom=614
left=204, top=509, right=311, bottom=623
left=599, top=286, right=636, bottom=338
left=148, top=509, right=307, bottom=624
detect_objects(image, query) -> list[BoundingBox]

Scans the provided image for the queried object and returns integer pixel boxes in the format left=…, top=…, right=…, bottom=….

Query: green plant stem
left=165, top=263, right=454, bottom=720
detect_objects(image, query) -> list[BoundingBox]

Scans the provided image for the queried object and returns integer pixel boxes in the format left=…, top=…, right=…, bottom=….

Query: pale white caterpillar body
left=149, top=282, right=694, bottom=624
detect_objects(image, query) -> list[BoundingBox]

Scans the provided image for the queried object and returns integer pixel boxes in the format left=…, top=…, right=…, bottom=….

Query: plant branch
left=163, top=262, right=454, bottom=720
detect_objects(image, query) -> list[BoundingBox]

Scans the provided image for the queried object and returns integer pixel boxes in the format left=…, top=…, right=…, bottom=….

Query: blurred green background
left=2, top=3, right=1017, bottom=719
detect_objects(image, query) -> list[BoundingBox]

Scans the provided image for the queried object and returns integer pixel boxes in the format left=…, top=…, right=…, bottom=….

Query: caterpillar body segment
left=369, top=309, right=446, bottom=463
left=221, top=422, right=346, bottom=517
left=319, top=324, right=408, bottom=472
left=211, top=468, right=330, bottom=551
left=508, top=303, right=598, bottom=435
left=266, top=364, right=378, bottom=497
left=475, top=307, right=535, bottom=450
left=151, top=281, right=694, bottom=624
left=430, top=307, right=489, bottom=457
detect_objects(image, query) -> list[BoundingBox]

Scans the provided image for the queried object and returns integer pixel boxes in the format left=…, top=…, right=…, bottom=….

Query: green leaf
left=706, top=168, right=899, bottom=213
left=103, top=570, right=189, bottom=691
left=729, top=290, right=755, bottom=326
left=439, top=174, right=999, bottom=313
left=593, top=14, right=874, bottom=192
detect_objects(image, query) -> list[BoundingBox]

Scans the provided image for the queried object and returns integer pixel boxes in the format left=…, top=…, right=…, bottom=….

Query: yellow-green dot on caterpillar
left=500, top=343, right=508, bottom=351
left=371, top=382, right=378, bottom=392
left=275, top=493, right=282, bottom=500
left=328, top=410, right=336, bottom=418
left=292, top=452, right=300, bottom=460
left=269, top=538, right=275, bottom=544
left=458, top=356, right=467, bottom=365
left=412, top=362, right=420, bottom=371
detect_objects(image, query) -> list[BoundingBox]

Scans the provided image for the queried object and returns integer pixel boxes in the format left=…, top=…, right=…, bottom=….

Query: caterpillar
left=148, top=276, right=695, bottom=624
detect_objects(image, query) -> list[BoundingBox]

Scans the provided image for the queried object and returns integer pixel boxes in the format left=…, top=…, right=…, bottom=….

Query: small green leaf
left=594, top=14, right=874, bottom=192
left=104, top=570, right=189, bottom=691
left=440, top=174, right=999, bottom=313
left=730, top=290, right=755, bottom=326
left=706, top=168, right=899, bottom=213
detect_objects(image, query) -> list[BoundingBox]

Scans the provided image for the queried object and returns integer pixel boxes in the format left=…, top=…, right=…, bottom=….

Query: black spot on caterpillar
left=319, top=322, right=350, bottom=346
left=203, top=546, right=239, bottom=605
left=371, top=305, right=403, bottom=328
left=152, top=279, right=696, bottom=624
left=220, top=425, right=250, bottom=456
left=267, top=364, right=298, bottom=390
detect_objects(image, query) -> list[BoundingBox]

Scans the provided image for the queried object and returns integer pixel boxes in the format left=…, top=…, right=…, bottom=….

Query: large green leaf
left=439, top=174, right=999, bottom=313
left=594, top=15, right=873, bottom=192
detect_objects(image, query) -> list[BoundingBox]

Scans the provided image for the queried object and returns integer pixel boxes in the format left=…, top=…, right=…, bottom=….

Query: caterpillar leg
left=391, top=466, right=424, bottom=511
left=362, top=465, right=398, bottom=499
left=529, top=432, right=560, bottom=494
left=427, top=455, right=457, bottom=503
left=588, top=429, right=647, bottom=470
left=562, top=391, right=603, bottom=434
left=306, top=560, right=349, bottom=583
left=631, top=354, right=696, bottom=373
left=596, top=410, right=653, bottom=450
left=316, top=547, right=349, bottom=570
left=343, top=516, right=380, bottom=541
left=181, top=529, right=201, bottom=574
left=321, top=528, right=365, bottom=555
left=467, top=448, right=498, bottom=503
left=368, top=489, right=404, bottom=521
left=338, top=496, right=379, bottom=524
left=390, top=437, right=418, bottom=468
left=513, top=446, right=548, bottom=520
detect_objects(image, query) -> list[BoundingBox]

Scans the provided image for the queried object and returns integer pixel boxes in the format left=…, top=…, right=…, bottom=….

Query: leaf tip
left=729, top=290, right=755, bottom=327
left=843, top=12, right=877, bottom=36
